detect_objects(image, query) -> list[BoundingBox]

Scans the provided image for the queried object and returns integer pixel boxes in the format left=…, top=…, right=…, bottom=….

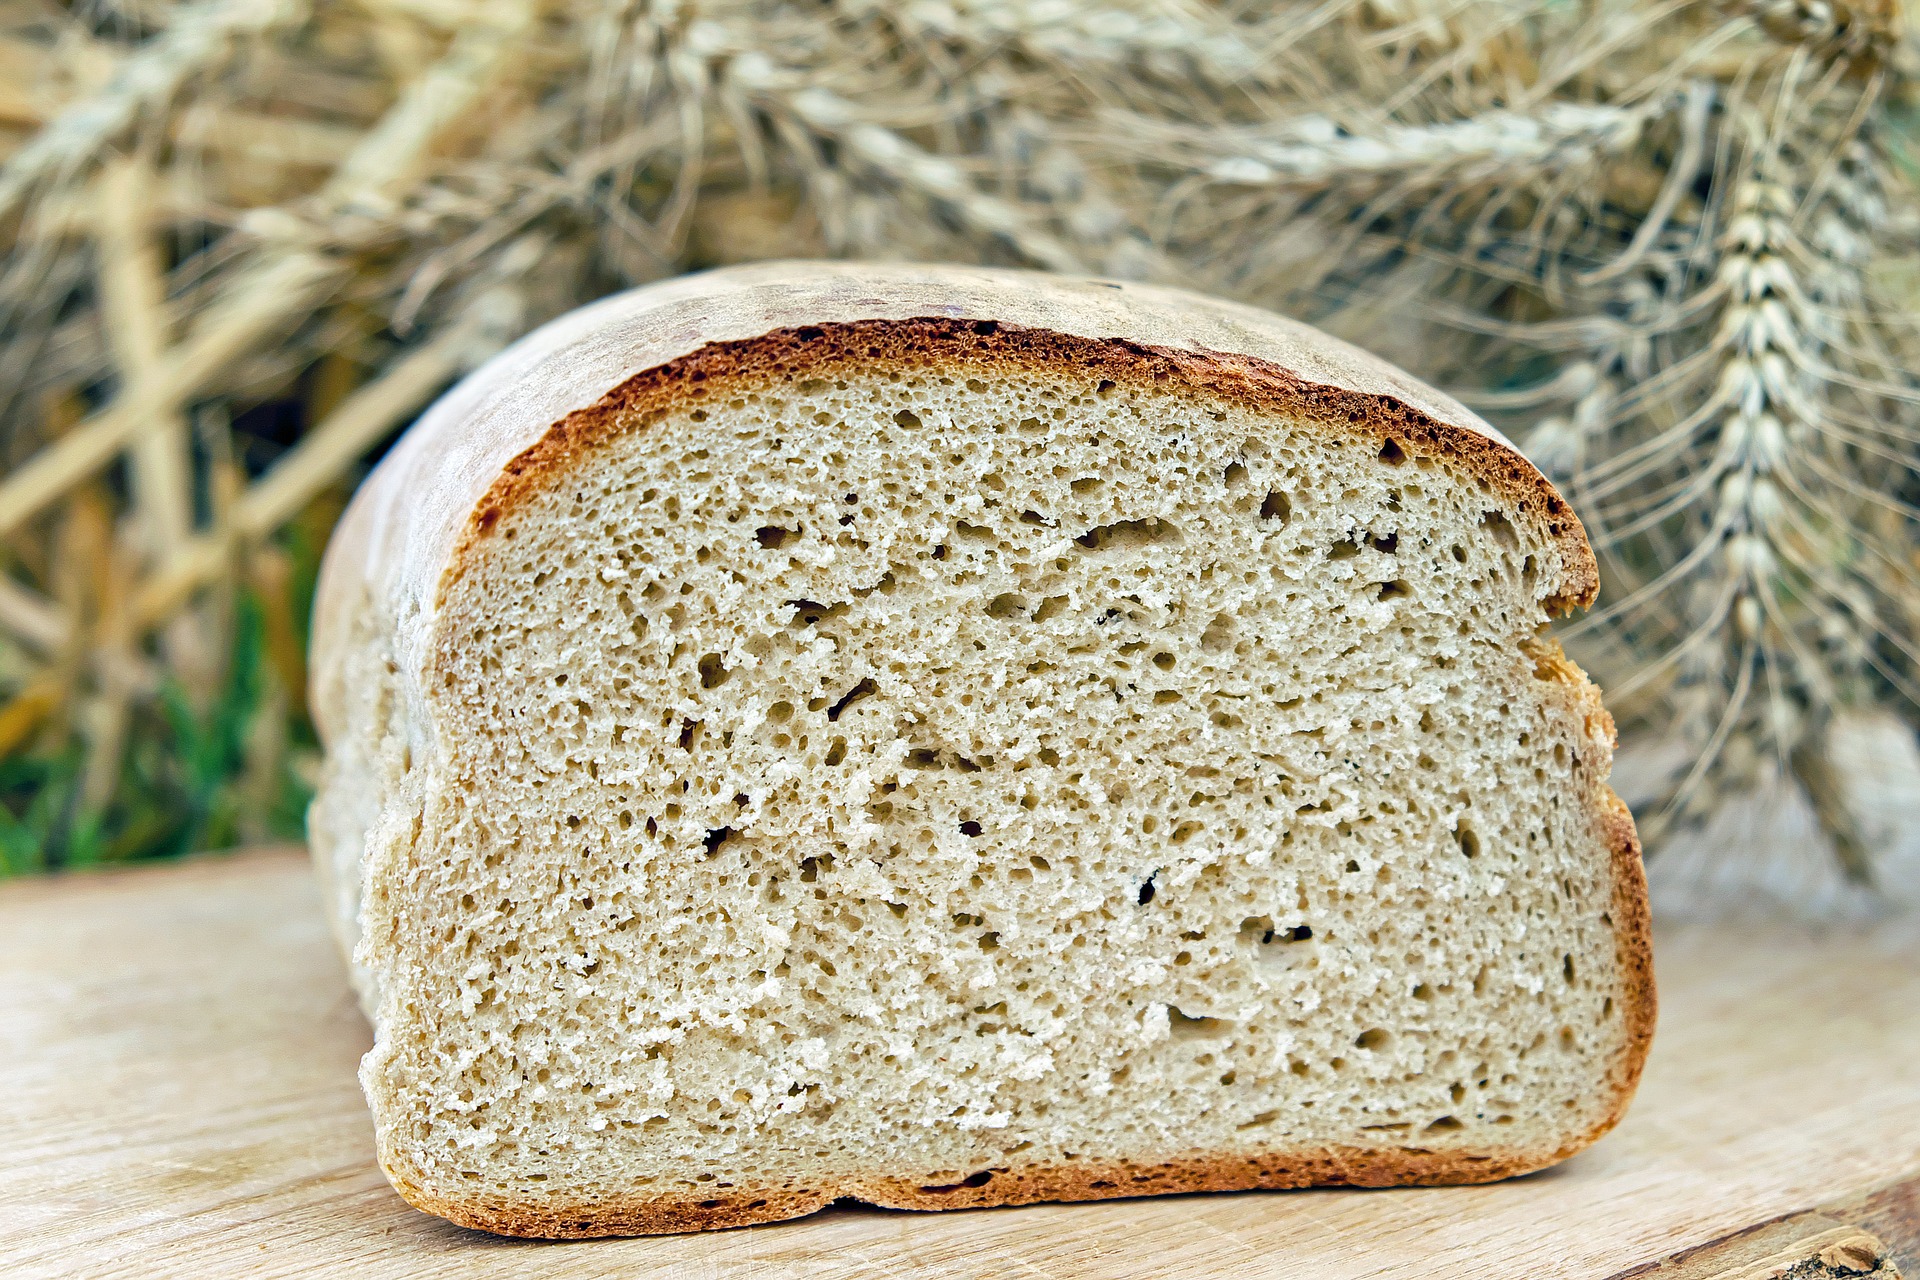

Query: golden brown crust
left=384, top=1160, right=837, bottom=1239
left=448, top=317, right=1598, bottom=616
left=391, top=1141, right=1567, bottom=1239
left=402, top=313, right=1649, bottom=1241
left=1597, top=786, right=1659, bottom=1129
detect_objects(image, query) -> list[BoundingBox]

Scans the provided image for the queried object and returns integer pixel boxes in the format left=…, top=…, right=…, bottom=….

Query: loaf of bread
left=310, top=261, right=1654, bottom=1238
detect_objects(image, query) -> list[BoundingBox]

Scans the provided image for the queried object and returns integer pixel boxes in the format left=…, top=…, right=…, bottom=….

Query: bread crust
left=315, top=263, right=1651, bottom=1241
left=389, top=1134, right=1607, bottom=1239
left=1599, top=786, right=1659, bottom=1121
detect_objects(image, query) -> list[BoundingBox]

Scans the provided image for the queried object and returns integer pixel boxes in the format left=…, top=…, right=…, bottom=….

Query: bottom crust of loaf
left=390, top=1141, right=1571, bottom=1239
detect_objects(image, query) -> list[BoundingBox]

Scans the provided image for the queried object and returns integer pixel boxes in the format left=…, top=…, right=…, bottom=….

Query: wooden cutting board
left=1, top=848, right=1915, bottom=1279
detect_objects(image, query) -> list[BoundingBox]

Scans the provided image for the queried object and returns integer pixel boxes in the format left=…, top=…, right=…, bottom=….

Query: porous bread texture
left=309, top=267, right=1652, bottom=1239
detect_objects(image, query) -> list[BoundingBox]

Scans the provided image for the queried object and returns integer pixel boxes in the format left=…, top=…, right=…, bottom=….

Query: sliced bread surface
left=309, top=262, right=1654, bottom=1238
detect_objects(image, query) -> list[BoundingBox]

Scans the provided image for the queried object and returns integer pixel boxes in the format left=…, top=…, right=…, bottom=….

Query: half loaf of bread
left=310, top=261, right=1654, bottom=1238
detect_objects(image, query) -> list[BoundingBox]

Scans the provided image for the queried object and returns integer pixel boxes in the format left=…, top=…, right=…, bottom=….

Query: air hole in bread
left=825, top=678, right=876, bottom=721
left=1480, top=510, right=1520, bottom=548
left=1074, top=518, right=1181, bottom=552
left=1168, top=1007, right=1232, bottom=1040
left=987, top=593, right=1028, bottom=620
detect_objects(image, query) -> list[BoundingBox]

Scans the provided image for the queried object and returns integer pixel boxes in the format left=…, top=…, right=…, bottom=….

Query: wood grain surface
left=2, top=849, right=1915, bottom=1280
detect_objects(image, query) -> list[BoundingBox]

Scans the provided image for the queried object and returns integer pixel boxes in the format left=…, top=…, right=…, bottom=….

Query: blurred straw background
left=2, top=0, right=1918, bottom=915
